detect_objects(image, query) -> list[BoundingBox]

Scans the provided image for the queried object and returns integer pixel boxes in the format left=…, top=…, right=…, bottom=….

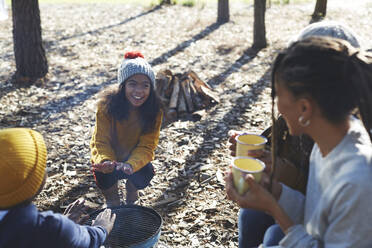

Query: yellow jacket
left=90, top=103, right=162, bottom=173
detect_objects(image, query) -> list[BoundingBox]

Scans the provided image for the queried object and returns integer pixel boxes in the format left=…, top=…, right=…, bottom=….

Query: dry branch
left=177, top=90, right=187, bottom=114
left=188, top=70, right=212, bottom=90
left=199, top=85, right=220, bottom=103
left=180, top=79, right=194, bottom=113
left=169, top=76, right=180, bottom=109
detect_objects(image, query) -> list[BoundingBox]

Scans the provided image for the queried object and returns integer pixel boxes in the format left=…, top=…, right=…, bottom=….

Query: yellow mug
left=235, top=133, right=267, bottom=157
left=231, top=156, right=265, bottom=195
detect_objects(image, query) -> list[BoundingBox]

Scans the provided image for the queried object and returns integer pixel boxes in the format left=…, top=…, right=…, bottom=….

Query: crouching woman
left=90, top=52, right=163, bottom=207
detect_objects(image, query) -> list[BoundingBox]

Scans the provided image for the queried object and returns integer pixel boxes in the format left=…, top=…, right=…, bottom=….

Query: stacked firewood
left=156, top=70, right=220, bottom=121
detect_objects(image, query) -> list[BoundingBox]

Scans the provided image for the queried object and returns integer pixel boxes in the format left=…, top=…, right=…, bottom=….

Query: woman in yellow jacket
left=90, top=52, right=162, bottom=207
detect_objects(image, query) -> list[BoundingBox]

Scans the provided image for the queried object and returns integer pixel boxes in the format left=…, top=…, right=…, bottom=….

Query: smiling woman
left=89, top=51, right=163, bottom=207
left=124, top=74, right=151, bottom=107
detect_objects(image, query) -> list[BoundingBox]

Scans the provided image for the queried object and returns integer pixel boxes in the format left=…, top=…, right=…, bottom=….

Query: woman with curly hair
left=90, top=52, right=163, bottom=207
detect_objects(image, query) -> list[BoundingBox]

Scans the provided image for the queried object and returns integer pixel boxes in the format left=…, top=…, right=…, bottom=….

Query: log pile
left=156, top=70, right=220, bottom=121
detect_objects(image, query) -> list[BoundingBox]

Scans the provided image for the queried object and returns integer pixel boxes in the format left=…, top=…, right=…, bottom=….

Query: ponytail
left=345, top=50, right=372, bottom=141
left=269, top=53, right=286, bottom=192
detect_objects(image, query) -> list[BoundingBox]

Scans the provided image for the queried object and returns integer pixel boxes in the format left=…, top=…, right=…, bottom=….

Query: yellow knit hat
left=0, top=128, right=47, bottom=209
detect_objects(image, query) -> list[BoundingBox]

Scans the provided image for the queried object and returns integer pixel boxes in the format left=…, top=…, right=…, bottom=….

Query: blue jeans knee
left=262, top=224, right=284, bottom=246
left=238, top=208, right=275, bottom=248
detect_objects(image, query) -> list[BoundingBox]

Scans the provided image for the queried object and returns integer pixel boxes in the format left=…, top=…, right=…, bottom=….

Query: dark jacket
left=0, top=204, right=106, bottom=248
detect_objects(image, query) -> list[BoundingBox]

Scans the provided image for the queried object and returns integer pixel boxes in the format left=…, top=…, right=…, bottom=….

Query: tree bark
left=12, top=0, right=48, bottom=84
left=160, top=0, right=172, bottom=5
left=311, top=0, right=327, bottom=22
left=217, top=0, right=229, bottom=23
left=253, top=0, right=267, bottom=49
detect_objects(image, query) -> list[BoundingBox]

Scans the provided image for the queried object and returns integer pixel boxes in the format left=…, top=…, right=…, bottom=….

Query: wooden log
left=156, top=70, right=172, bottom=94
left=162, top=69, right=173, bottom=78
left=156, top=69, right=174, bottom=98
left=158, top=95, right=169, bottom=106
left=180, top=79, right=194, bottom=113
left=188, top=70, right=213, bottom=93
left=169, top=77, right=180, bottom=109
left=200, top=85, right=220, bottom=104
left=155, top=76, right=166, bottom=96
left=189, top=79, right=204, bottom=110
left=177, top=88, right=187, bottom=114
left=192, top=109, right=207, bottom=121
left=163, top=75, right=173, bottom=98
left=166, top=108, right=177, bottom=122
left=189, top=78, right=197, bottom=94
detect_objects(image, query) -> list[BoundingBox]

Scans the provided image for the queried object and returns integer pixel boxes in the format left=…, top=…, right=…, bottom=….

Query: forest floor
left=1, top=0, right=371, bottom=247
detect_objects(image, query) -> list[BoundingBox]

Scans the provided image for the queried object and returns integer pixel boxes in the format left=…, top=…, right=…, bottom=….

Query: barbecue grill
left=86, top=205, right=162, bottom=248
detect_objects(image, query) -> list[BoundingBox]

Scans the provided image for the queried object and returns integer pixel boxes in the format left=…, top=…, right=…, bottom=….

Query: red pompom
left=124, top=51, right=144, bottom=59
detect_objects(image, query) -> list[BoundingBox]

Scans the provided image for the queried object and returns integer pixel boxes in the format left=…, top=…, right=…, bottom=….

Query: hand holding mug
left=230, top=156, right=265, bottom=195
left=225, top=169, right=280, bottom=214
left=227, top=130, right=245, bottom=156
left=235, top=133, right=267, bottom=157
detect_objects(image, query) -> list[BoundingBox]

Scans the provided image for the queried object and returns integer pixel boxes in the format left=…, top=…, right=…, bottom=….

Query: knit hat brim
left=0, top=128, right=47, bottom=209
left=117, top=57, right=156, bottom=88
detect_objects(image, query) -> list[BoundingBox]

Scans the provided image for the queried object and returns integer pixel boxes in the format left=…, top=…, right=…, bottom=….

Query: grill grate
left=86, top=205, right=162, bottom=248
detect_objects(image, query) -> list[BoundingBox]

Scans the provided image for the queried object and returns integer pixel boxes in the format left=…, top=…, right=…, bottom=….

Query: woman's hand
left=91, top=161, right=117, bottom=174
left=228, top=130, right=268, bottom=159
left=63, top=199, right=89, bottom=224
left=225, top=170, right=280, bottom=215
left=115, top=162, right=134, bottom=175
left=228, top=130, right=245, bottom=156
left=226, top=169, right=294, bottom=234
left=92, top=208, right=116, bottom=235
left=250, top=149, right=273, bottom=173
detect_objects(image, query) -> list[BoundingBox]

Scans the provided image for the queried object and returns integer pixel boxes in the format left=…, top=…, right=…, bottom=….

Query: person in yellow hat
left=0, top=128, right=116, bottom=248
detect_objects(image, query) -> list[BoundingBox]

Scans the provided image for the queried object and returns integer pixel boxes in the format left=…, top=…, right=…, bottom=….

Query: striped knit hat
left=117, top=51, right=156, bottom=88
left=0, top=128, right=47, bottom=208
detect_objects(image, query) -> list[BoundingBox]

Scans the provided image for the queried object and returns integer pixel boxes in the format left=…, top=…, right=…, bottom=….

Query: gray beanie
left=289, top=21, right=361, bottom=48
left=117, top=52, right=156, bottom=87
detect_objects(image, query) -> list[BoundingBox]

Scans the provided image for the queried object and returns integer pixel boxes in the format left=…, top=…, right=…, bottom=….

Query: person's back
left=0, top=128, right=115, bottom=248
left=0, top=204, right=108, bottom=248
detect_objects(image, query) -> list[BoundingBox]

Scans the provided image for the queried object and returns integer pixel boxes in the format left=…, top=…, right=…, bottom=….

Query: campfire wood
left=156, top=70, right=219, bottom=123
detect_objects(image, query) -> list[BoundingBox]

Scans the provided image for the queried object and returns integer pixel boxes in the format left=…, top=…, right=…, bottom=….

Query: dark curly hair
left=99, top=80, right=162, bottom=134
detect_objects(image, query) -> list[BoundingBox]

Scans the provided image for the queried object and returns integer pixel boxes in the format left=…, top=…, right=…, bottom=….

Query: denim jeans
left=238, top=209, right=284, bottom=248
left=93, top=162, right=154, bottom=190
left=262, top=224, right=284, bottom=247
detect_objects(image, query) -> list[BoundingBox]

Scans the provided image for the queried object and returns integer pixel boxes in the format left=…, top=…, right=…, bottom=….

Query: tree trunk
left=253, top=0, right=267, bottom=49
left=311, top=0, right=327, bottom=22
left=217, top=0, right=229, bottom=23
left=160, top=0, right=172, bottom=5
left=12, top=0, right=48, bottom=84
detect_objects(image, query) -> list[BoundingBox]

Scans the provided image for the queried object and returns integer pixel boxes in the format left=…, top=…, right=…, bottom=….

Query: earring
left=298, top=116, right=310, bottom=127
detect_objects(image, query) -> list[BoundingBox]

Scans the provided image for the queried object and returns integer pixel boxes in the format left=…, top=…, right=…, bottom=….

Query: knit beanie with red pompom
left=117, top=51, right=156, bottom=88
